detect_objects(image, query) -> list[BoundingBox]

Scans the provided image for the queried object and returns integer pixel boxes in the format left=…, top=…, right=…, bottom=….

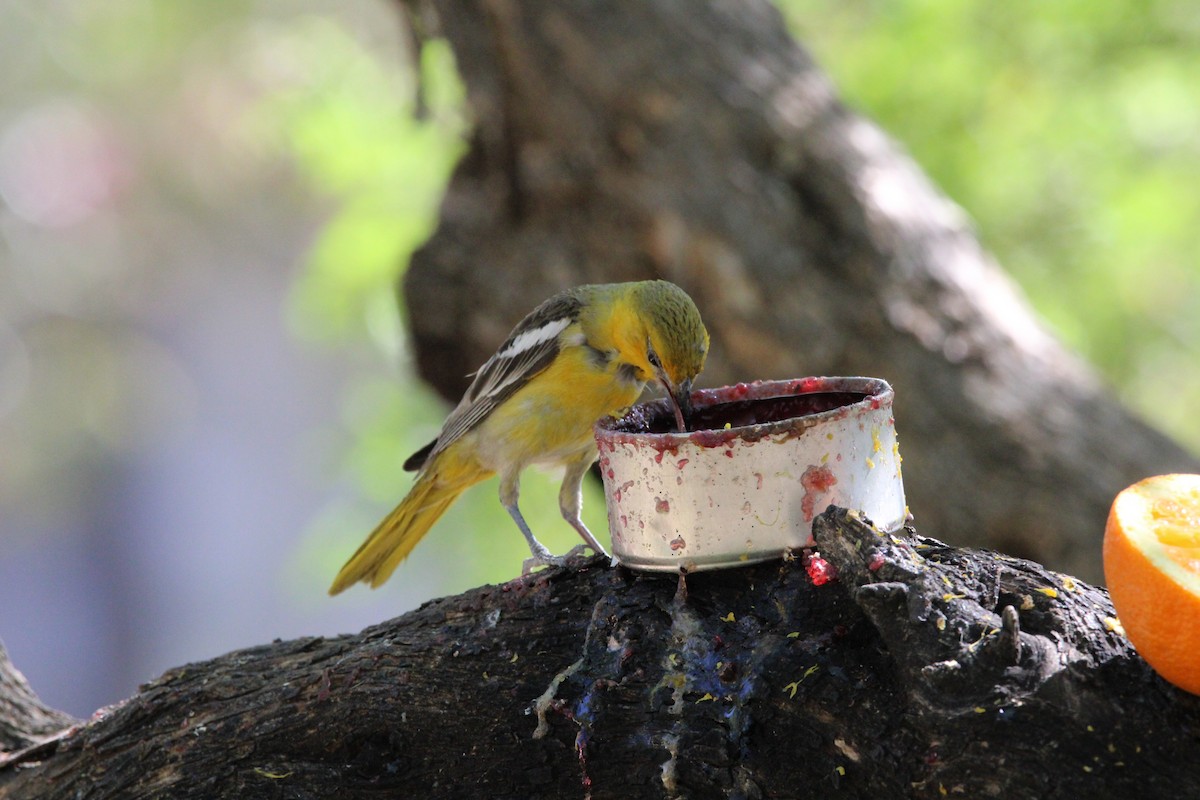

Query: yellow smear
left=254, top=769, right=293, bottom=780
left=782, top=665, right=820, bottom=699
left=1036, top=587, right=1059, bottom=599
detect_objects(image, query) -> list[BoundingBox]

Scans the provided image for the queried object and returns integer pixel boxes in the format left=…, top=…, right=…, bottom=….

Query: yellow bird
left=329, top=280, right=710, bottom=594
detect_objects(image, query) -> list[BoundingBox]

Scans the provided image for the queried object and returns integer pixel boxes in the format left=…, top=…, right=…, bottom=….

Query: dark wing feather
left=420, top=290, right=584, bottom=464
left=402, top=438, right=436, bottom=471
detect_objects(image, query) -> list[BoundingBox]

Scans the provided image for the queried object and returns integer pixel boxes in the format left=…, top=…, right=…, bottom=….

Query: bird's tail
left=329, top=459, right=488, bottom=595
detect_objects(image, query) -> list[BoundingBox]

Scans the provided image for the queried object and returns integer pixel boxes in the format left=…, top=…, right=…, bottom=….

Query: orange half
left=1104, top=473, right=1200, bottom=694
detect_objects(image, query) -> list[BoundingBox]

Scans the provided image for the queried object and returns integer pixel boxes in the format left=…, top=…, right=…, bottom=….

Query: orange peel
left=1104, top=474, right=1200, bottom=694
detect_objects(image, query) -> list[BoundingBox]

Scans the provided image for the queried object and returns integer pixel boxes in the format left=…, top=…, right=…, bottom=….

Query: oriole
left=329, top=280, right=709, bottom=594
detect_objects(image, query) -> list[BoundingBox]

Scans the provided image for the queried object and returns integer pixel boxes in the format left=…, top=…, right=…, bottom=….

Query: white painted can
left=594, top=377, right=907, bottom=572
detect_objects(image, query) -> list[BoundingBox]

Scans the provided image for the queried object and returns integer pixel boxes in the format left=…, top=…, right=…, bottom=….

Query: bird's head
left=629, top=281, right=709, bottom=432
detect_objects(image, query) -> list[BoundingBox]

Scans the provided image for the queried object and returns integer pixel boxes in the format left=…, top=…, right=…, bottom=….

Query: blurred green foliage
left=257, top=20, right=607, bottom=594
left=778, top=0, right=1200, bottom=448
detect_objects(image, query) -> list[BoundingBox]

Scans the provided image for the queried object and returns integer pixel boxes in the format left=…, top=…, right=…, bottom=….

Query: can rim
left=595, top=376, right=895, bottom=444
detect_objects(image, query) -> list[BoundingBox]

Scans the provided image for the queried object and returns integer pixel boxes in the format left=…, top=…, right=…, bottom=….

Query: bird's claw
left=521, top=544, right=596, bottom=575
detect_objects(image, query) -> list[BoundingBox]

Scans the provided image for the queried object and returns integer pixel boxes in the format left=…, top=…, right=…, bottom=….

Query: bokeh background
left=1, top=0, right=1197, bottom=717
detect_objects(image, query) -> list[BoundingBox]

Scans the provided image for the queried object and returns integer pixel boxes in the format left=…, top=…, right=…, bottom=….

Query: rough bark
left=402, top=0, right=1199, bottom=584
left=0, top=645, right=76, bottom=755
left=4, top=509, right=1199, bottom=799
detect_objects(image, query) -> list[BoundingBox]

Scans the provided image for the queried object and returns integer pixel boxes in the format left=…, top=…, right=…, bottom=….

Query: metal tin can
left=594, top=377, right=907, bottom=572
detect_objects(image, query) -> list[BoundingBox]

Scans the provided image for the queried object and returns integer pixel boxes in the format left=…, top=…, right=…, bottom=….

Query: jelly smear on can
left=800, top=465, right=838, bottom=522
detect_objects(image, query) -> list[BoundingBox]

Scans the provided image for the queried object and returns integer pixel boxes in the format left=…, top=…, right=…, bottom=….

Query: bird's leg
left=559, top=456, right=609, bottom=557
left=499, top=471, right=566, bottom=573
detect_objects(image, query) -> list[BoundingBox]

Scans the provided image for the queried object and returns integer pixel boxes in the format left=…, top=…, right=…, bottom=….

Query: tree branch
left=0, top=644, right=77, bottom=755
left=4, top=510, right=1197, bottom=799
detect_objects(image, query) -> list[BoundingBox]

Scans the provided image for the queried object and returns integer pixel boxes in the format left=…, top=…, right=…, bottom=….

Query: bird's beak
left=660, top=376, right=693, bottom=433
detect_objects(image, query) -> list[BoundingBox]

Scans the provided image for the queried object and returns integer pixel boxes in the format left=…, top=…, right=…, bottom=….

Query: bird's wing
left=424, top=290, right=584, bottom=462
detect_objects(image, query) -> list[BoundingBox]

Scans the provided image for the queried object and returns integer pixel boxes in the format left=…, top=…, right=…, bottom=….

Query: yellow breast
left=472, top=345, right=644, bottom=470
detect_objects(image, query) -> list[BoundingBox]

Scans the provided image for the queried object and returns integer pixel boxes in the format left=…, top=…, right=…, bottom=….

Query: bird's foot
left=521, top=544, right=597, bottom=575
left=521, top=553, right=564, bottom=575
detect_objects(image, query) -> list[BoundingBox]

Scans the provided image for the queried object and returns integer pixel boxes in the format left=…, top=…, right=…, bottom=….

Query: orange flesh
left=1151, top=491, right=1200, bottom=571
left=1105, top=475, right=1200, bottom=695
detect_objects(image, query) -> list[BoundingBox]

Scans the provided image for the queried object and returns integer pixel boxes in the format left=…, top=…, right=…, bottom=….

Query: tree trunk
left=402, top=0, right=1199, bottom=585
left=3, top=509, right=1197, bottom=799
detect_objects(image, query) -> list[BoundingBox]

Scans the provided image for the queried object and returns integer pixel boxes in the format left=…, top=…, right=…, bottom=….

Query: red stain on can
left=754, top=472, right=763, bottom=490
left=676, top=458, right=689, bottom=470
left=800, top=465, right=838, bottom=522
left=724, top=449, right=734, bottom=458
left=670, top=535, right=686, bottom=551
left=655, top=498, right=670, bottom=513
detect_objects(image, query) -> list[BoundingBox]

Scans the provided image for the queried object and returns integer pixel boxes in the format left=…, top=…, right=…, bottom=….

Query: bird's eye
left=647, top=349, right=662, bottom=369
